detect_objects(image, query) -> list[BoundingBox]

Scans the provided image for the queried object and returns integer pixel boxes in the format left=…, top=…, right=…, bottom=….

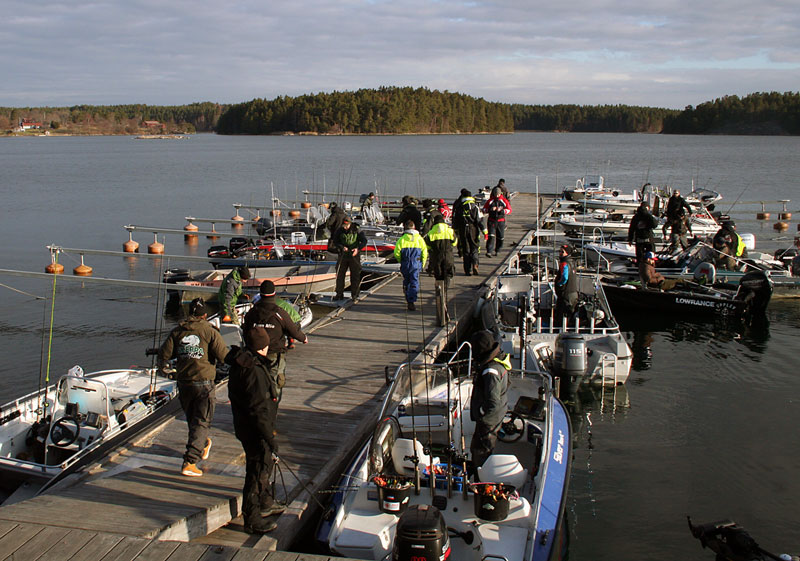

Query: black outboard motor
left=228, top=237, right=250, bottom=254
left=554, top=333, right=588, bottom=396
left=255, top=216, right=274, bottom=236
left=735, top=270, right=773, bottom=319
left=392, top=504, right=450, bottom=561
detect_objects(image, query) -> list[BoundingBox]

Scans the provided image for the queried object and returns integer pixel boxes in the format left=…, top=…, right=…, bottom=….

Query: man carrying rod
left=225, top=326, right=284, bottom=534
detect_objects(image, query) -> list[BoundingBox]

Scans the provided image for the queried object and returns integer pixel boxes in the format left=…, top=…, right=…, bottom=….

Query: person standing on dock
left=219, top=266, right=251, bottom=324
left=243, top=281, right=308, bottom=405
left=225, top=326, right=285, bottom=534
left=425, top=214, right=457, bottom=289
left=455, top=190, right=487, bottom=275
left=495, top=178, right=509, bottom=199
left=469, top=330, right=509, bottom=468
left=395, top=196, right=423, bottom=231
left=628, top=202, right=658, bottom=262
left=554, top=245, right=579, bottom=321
left=158, top=297, right=229, bottom=477
left=483, top=186, right=512, bottom=257
left=394, top=220, right=428, bottom=311
left=331, top=215, right=367, bottom=301
left=438, top=198, right=452, bottom=222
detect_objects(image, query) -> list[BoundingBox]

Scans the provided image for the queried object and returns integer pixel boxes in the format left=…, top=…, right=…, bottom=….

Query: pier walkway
left=0, top=193, right=548, bottom=558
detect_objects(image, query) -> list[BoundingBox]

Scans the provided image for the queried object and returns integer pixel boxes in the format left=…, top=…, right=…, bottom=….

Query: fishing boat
left=477, top=262, right=632, bottom=391
left=317, top=343, right=572, bottom=561
left=0, top=366, right=177, bottom=499
left=600, top=270, right=773, bottom=321
left=163, top=263, right=341, bottom=308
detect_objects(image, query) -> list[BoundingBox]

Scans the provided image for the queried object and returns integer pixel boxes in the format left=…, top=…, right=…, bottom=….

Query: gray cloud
left=1, top=0, right=798, bottom=108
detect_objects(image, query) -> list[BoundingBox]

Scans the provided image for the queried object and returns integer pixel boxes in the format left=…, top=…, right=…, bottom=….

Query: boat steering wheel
left=50, top=416, right=81, bottom=447
left=497, top=411, right=525, bottom=443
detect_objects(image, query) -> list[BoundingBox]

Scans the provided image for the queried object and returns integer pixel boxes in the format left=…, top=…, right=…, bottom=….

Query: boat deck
left=0, top=193, right=551, bottom=557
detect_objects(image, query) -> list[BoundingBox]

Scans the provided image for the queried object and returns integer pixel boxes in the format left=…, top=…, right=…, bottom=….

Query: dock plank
left=35, top=529, right=97, bottom=561
left=6, top=524, right=69, bottom=561
left=158, top=542, right=209, bottom=561
left=64, top=531, right=124, bottom=561
left=0, top=522, right=44, bottom=560
left=126, top=540, right=180, bottom=561
left=98, top=536, right=150, bottom=561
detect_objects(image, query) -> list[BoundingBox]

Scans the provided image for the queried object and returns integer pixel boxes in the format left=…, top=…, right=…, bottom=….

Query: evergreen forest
left=2, top=89, right=798, bottom=136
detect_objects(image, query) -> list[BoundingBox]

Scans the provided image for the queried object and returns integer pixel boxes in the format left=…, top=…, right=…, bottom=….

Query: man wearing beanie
left=242, top=280, right=308, bottom=404
left=225, top=326, right=284, bottom=534
left=158, top=297, right=229, bottom=477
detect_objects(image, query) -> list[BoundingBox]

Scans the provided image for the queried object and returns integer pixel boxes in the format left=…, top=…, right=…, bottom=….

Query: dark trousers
left=178, top=381, right=215, bottom=463
left=335, top=253, right=361, bottom=299
left=635, top=241, right=654, bottom=261
left=240, top=435, right=275, bottom=526
left=487, top=220, right=506, bottom=254
left=470, top=421, right=498, bottom=468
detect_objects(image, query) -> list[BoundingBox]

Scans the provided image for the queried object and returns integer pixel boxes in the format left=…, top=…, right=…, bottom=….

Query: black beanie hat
left=259, top=280, right=276, bottom=296
left=246, top=326, right=270, bottom=351
left=189, top=297, right=206, bottom=317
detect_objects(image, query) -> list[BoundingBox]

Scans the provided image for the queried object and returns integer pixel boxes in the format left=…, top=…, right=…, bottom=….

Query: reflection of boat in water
left=318, top=344, right=572, bottom=561
left=0, top=367, right=177, bottom=501
left=688, top=517, right=797, bottom=561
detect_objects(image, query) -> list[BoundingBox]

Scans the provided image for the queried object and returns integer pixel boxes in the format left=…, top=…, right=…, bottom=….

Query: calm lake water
left=1, top=132, right=799, bottom=559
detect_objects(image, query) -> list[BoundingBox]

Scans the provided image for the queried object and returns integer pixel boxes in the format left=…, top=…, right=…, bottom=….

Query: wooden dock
left=0, top=193, right=548, bottom=558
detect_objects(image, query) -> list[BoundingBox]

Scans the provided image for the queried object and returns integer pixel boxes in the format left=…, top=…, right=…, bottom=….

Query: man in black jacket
left=395, top=196, right=422, bottom=231
left=628, top=202, right=659, bottom=262
left=226, top=327, right=284, bottom=534
left=242, top=281, right=308, bottom=406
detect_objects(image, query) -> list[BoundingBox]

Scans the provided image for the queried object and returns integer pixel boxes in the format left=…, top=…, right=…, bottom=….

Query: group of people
left=323, top=179, right=512, bottom=311
left=628, top=188, right=749, bottom=291
left=157, top=279, right=308, bottom=535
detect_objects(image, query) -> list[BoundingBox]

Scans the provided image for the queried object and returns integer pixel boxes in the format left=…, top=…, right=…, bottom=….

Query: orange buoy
left=207, top=223, right=219, bottom=240
left=232, top=212, right=244, bottom=229
left=45, top=260, right=64, bottom=274
left=123, top=232, right=140, bottom=253
left=774, top=221, right=789, bottom=231
left=288, top=210, right=301, bottom=219
left=73, top=255, right=92, bottom=276
left=148, top=234, right=165, bottom=254
left=271, top=209, right=281, bottom=217
left=183, top=221, right=199, bottom=241
left=779, top=212, right=792, bottom=220
left=301, top=202, right=312, bottom=209
left=756, top=212, right=770, bottom=220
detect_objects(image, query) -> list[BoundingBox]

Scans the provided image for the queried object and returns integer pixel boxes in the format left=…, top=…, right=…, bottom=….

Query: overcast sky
left=3, top=0, right=798, bottom=109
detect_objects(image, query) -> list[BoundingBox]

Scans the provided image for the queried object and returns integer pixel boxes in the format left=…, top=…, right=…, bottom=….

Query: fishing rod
left=724, top=183, right=752, bottom=216
left=403, top=313, right=421, bottom=494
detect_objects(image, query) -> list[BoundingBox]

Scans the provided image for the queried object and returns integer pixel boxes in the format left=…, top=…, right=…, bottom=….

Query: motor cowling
left=392, top=504, right=450, bottom=561
left=255, top=217, right=274, bottom=236
left=735, top=270, right=773, bottom=318
left=554, top=333, right=587, bottom=377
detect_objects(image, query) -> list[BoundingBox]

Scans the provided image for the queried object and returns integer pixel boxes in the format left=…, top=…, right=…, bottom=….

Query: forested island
left=2, top=89, right=798, bottom=136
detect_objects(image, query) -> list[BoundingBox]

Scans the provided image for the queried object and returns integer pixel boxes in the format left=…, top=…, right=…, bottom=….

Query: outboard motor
left=228, top=237, right=250, bottom=254
left=392, top=504, right=450, bottom=561
left=207, top=245, right=230, bottom=259
left=255, top=216, right=274, bottom=236
left=735, top=270, right=773, bottom=319
left=554, top=333, right=588, bottom=395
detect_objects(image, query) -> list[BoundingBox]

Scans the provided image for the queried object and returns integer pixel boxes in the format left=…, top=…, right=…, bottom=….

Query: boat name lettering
left=675, top=297, right=716, bottom=308
left=553, top=430, right=565, bottom=464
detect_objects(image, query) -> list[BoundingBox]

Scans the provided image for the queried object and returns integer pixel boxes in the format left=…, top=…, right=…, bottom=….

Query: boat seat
left=391, top=438, right=437, bottom=477
left=477, top=454, right=529, bottom=489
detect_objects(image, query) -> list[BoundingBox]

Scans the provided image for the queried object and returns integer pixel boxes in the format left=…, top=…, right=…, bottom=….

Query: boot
left=472, top=265, right=479, bottom=275
left=244, top=518, right=277, bottom=534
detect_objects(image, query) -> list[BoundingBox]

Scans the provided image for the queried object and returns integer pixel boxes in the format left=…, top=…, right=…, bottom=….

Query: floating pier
left=0, top=193, right=550, bottom=558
